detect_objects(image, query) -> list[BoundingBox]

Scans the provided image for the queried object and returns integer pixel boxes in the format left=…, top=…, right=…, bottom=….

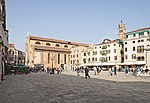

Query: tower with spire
left=118, top=20, right=126, bottom=40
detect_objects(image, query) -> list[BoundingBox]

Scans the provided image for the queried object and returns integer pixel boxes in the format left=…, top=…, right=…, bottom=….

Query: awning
left=80, top=62, right=117, bottom=67
left=122, top=61, right=146, bottom=65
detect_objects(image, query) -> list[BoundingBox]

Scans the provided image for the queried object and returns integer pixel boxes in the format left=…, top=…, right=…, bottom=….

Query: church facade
left=25, top=34, right=89, bottom=69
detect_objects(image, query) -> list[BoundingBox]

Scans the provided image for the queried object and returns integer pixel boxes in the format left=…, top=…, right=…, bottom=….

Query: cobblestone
left=0, top=72, right=150, bottom=103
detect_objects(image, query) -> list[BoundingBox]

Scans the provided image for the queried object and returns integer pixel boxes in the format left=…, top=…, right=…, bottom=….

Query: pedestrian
left=145, top=66, right=149, bottom=74
left=93, top=66, right=97, bottom=75
left=108, top=67, right=112, bottom=76
left=76, top=67, right=80, bottom=76
left=125, top=66, right=129, bottom=74
left=85, top=67, right=90, bottom=79
left=97, top=67, right=100, bottom=75
left=114, top=66, right=117, bottom=75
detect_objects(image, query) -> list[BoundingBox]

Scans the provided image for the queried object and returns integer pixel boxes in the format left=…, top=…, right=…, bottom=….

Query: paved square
left=0, top=73, right=150, bottom=103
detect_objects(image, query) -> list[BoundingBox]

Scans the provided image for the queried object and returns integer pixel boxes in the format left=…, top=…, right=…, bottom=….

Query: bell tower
left=118, top=20, right=126, bottom=40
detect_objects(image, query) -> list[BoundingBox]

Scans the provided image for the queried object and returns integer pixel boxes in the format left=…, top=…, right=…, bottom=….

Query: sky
left=6, top=0, right=150, bottom=51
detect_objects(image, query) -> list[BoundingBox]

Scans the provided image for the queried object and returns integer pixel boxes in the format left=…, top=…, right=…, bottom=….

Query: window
left=114, top=44, right=116, bottom=46
left=58, top=54, right=60, bottom=64
left=125, top=42, right=127, bottom=44
left=88, top=52, right=90, bottom=56
left=56, top=44, right=60, bottom=47
left=46, top=43, right=50, bottom=46
left=64, top=54, right=66, bottom=64
left=137, top=46, right=144, bottom=53
left=133, top=41, right=135, bottom=43
left=107, top=50, right=111, bottom=54
left=95, top=47, right=97, bottom=49
left=93, top=51, right=97, bottom=55
left=133, top=34, right=136, bottom=37
left=95, top=58, right=97, bottom=61
left=119, top=30, right=123, bottom=33
left=114, top=49, right=116, bottom=53
left=83, top=59, right=86, bottom=63
left=64, top=45, right=68, bottom=48
left=108, top=45, right=110, bottom=47
left=139, top=32, right=144, bottom=37
left=84, top=53, right=86, bottom=56
left=133, top=47, right=135, bottom=51
left=99, top=46, right=101, bottom=48
left=125, top=54, right=128, bottom=60
left=48, top=53, right=50, bottom=63
left=141, top=39, right=144, bottom=42
left=114, top=56, right=117, bottom=60
left=77, top=60, right=79, bottom=64
left=92, top=58, right=94, bottom=62
left=126, top=35, right=128, bottom=38
left=77, top=54, right=78, bottom=57
left=109, top=56, right=110, bottom=61
left=132, top=54, right=136, bottom=59
left=137, top=56, right=144, bottom=61
left=138, top=40, right=140, bottom=43
left=125, top=48, right=127, bottom=52
left=88, top=58, right=90, bottom=63
left=35, top=42, right=41, bottom=45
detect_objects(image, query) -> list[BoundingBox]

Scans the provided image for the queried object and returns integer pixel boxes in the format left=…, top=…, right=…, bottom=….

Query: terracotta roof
left=96, top=39, right=121, bottom=45
left=29, top=35, right=89, bottom=47
left=126, top=27, right=150, bottom=34
left=9, top=44, right=15, bottom=47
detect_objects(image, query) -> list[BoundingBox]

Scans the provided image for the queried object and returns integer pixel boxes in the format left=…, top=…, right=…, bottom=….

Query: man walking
left=85, top=67, right=90, bottom=79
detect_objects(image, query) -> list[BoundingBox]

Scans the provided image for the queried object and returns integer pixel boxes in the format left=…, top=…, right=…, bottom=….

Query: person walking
left=93, top=66, right=97, bottom=75
left=125, top=66, right=129, bottom=74
left=76, top=67, right=80, bottom=76
left=108, top=67, right=112, bottom=76
left=85, top=67, right=90, bottom=79
left=114, top=66, right=117, bottom=75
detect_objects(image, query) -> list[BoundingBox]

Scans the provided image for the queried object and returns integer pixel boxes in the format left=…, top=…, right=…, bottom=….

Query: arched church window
left=46, top=43, right=51, bottom=46
left=64, top=45, right=68, bottom=48
left=56, top=44, right=60, bottom=47
left=35, top=42, right=41, bottom=45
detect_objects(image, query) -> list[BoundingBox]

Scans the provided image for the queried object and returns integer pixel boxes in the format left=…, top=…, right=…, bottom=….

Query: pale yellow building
left=70, top=46, right=87, bottom=69
left=25, top=34, right=89, bottom=70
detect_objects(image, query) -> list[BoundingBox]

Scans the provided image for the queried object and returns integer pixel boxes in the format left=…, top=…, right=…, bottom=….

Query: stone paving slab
left=62, top=70, right=150, bottom=82
left=0, top=73, right=150, bottom=103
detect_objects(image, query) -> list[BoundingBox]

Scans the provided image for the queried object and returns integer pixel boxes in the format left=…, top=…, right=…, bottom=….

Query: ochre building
left=25, top=34, right=88, bottom=69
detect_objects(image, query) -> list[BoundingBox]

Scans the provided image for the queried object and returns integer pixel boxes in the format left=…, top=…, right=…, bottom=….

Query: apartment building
left=123, top=27, right=150, bottom=67
left=81, top=39, right=123, bottom=68
left=70, top=46, right=87, bottom=69
left=8, top=44, right=25, bottom=65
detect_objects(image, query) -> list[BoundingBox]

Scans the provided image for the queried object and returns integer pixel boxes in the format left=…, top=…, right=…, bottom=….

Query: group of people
left=73, top=65, right=150, bottom=78
left=74, top=66, right=90, bottom=79
left=46, top=67, right=63, bottom=74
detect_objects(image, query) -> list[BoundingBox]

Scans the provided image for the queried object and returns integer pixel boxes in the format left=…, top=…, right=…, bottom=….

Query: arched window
left=46, top=43, right=51, bottom=46
left=64, top=45, right=68, bottom=48
left=56, top=44, right=60, bottom=47
left=9, top=49, right=12, bottom=54
left=35, top=42, right=41, bottom=45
